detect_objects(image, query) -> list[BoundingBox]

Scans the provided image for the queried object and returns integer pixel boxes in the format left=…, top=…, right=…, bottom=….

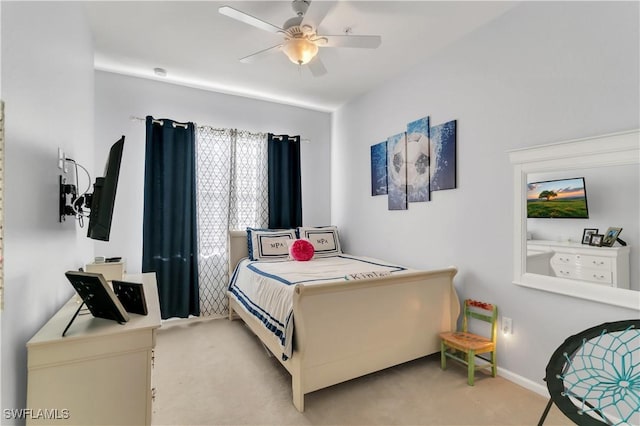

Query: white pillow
left=246, top=228, right=297, bottom=261
left=297, top=226, right=342, bottom=257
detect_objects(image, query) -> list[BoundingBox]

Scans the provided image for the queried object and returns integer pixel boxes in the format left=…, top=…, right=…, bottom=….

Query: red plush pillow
left=288, top=239, right=315, bottom=261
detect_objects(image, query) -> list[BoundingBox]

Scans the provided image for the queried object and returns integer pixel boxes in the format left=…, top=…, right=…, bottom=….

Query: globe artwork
left=406, top=117, right=430, bottom=202
left=370, top=141, right=388, bottom=196
left=430, top=120, right=457, bottom=191
left=387, top=132, right=408, bottom=210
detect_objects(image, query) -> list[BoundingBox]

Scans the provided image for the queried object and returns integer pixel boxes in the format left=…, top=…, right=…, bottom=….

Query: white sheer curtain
left=196, top=127, right=268, bottom=316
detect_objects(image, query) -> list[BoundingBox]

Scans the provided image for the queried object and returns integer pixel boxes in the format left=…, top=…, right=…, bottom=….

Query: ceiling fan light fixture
left=282, top=38, right=318, bottom=65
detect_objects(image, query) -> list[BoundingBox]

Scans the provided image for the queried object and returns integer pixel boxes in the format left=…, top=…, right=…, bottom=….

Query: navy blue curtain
left=143, top=116, right=200, bottom=319
left=268, top=134, right=302, bottom=229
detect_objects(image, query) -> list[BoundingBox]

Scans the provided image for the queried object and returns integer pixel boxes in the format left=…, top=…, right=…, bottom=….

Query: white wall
left=94, top=72, right=332, bottom=273
left=332, top=1, right=639, bottom=391
left=1, top=2, right=95, bottom=418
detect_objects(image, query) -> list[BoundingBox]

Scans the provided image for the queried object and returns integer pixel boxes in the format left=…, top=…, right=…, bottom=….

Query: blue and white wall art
left=371, top=116, right=457, bottom=210
left=406, top=117, right=431, bottom=202
left=370, top=141, right=388, bottom=196
left=430, top=120, right=457, bottom=191
left=387, top=132, right=408, bottom=210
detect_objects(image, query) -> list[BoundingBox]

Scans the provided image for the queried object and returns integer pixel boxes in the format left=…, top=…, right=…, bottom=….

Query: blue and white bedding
left=228, top=254, right=410, bottom=360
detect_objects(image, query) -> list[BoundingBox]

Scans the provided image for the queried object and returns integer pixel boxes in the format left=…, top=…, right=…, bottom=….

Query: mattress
left=228, top=254, right=412, bottom=359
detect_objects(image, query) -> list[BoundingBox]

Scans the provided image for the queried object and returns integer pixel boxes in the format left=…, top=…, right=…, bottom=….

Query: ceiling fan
left=219, top=0, right=382, bottom=76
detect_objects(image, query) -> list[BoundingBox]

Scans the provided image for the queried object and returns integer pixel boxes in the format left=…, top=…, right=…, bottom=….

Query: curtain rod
left=130, top=116, right=195, bottom=130
left=129, top=116, right=310, bottom=143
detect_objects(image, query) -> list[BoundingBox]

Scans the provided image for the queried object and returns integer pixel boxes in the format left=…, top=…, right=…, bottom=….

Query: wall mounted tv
left=527, top=177, right=589, bottom=219
left=87, top=136, right=125, bottom=240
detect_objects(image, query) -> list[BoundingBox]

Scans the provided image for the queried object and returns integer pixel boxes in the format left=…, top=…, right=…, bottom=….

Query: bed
left=227, top=229, right=460, bottom=412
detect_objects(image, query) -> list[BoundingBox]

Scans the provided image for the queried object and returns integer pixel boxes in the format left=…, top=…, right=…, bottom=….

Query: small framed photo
left=112, top=280, right=148, bottom=315
left=601, top=227, right=623, bottom=247
left=589, top=234, right=604, bottom=247
left=581, top=228, right=599, bottom=245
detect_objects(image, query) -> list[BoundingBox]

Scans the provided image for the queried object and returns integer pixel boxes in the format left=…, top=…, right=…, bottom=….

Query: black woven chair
left=538, top=319, right=640, bottom=426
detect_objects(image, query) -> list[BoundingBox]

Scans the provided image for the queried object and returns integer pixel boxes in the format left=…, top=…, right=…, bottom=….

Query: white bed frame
left=227, top=230, right=460, bottom=412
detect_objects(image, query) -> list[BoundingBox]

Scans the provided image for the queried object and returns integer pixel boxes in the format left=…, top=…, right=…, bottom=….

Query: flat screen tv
left=88, top=136, right=124, bottom=240
left=527, top=177, right=589, bottom=219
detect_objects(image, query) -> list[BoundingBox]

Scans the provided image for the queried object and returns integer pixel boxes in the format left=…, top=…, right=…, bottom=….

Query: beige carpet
left=151, top=318, right=570, bottom=425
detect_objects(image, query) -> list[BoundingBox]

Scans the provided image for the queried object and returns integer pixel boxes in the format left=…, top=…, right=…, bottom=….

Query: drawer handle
left=592, top=260, right=604, bottom=265
left=593, top=274, right=605, bottom=279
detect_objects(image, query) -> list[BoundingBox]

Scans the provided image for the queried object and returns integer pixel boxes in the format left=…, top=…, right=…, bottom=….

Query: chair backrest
left=462, top=299, right=498, bottom=344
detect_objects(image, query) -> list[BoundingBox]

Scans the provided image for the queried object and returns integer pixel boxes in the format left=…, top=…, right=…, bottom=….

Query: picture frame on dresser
left=601, top=227, right=623, bottom=247
left=582, top=228, right=598, bottom=245
left=589, top=234, right=604, bottom=247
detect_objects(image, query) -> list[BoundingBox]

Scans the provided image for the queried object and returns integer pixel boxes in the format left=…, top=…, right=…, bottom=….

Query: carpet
left=151, top=318, right=571, bottom=425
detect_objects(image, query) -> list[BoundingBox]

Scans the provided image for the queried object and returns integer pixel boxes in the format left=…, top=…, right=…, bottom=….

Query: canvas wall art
left=370, top=141, right=388, bottom=196
left=430, top=120, right=457, bottom=191
left=406, top=117, right=430, bottom=202
left=387, top=132, right=407, bottom=210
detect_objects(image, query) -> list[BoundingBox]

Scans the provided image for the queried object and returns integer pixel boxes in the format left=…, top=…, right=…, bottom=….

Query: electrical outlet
left=502, top=317, right=513, bottom=335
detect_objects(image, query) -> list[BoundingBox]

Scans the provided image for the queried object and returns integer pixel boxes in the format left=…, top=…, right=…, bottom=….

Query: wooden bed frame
left=227, top=230, right=460, bottom=412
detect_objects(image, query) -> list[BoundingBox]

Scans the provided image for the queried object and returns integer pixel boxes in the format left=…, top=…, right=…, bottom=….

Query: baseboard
left=497, top=367, right=549, bottom=398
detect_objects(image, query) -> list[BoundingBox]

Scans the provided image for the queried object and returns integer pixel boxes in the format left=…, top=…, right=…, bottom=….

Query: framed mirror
left=509, top=130, right=640, bottom=310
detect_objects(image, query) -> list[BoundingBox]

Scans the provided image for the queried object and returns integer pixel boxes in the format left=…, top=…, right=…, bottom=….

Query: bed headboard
left=228, top=230, right=248, bottom=276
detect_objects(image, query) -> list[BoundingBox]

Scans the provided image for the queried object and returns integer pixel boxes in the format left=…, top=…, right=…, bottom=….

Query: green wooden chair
left=439, top=299, right=498, bottom=385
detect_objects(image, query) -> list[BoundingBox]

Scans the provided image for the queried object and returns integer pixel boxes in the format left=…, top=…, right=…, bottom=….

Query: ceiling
left=84, top=1, right=517, bottom=112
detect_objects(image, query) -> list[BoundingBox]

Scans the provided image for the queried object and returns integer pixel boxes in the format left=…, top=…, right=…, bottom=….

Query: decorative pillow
left=297, top=226, right=342, bottom=257
left=246, top=227, right=297, bottom=261
left=288, top=239, right=315, bottom=261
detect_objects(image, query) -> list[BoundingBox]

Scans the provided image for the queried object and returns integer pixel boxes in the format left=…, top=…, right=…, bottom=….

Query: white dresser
left=26, top=273, right=161, bottom=425
left=527, top=240, right=630, bottom=289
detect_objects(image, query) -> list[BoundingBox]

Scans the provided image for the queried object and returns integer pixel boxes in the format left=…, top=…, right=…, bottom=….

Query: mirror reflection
left=525, top=164, right=639, bottom=292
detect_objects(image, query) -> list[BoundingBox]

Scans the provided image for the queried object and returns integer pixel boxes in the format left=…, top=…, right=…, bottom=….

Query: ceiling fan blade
left=240, top=44, right=283, bottom=64
left=308, top=57, right=327, bottom=77
left=219, top=6, right=283, bottom=34
left=321, top=35, right=382, bottom=49
left=301, top=1, right=336, bottom=31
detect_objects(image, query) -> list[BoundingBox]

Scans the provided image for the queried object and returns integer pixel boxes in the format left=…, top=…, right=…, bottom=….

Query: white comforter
left=228, top=254, right=411, bottom=359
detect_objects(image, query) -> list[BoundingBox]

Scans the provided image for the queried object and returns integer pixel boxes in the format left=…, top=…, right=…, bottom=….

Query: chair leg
left=468, top=350, right=475, bottom=386
left=537, top=398, right=553, bottom=426
left=491, top=350, right=497, bottom=377
left=440, top=341, right=447, bottom=370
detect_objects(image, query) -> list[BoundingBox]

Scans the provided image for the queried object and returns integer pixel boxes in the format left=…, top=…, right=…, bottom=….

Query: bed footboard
left=290, top=268, right=458, bottom=411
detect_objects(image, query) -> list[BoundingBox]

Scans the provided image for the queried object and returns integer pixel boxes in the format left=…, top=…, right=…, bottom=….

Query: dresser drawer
left=576, top=255, right=611, bottom=270
left=551, top=264, right=612, bottom=284
left=551, top=253, right=577, bottom=265
left=578, top=269, right=613, bottom=285
left=550, top=253, right=611, bottom=270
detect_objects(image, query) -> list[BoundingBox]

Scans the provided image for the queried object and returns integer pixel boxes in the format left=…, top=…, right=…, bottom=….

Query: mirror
left=527, top=164, right=638, bottom=290
left=509, top=130, right=640, bottom=309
